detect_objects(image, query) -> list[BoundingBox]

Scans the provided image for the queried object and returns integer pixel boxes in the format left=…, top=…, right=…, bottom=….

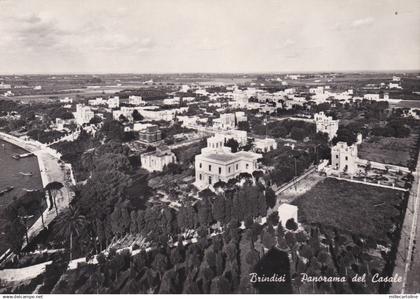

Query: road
left=391, top=150, right=420, bottom=294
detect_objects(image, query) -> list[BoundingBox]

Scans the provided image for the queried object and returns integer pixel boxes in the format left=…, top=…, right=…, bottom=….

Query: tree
left=89, top=115, right=102, bottom=125
left=4, top=219, right=26, bottom=256
left=54, top=206, right=87, bottom=260
left=225, top=138, right=239, bottom=153
left=45, top=181, right=64, bottom=216
left=237, top=121, right=250, bottom=132
left=285, top=218, right=298, bottom=231
left=132, top=110, right=144, bottom=121
left=265, top=188, right=276, bottom=209
left=332, top=127, right=357, bottom=146
left=267, top=211, right=279, bottom=226
left=262, top=230, right=275, bottom=249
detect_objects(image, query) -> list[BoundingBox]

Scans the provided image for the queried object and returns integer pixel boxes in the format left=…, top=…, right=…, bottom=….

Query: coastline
left=0, top=132, right=53, bottom=188
left=0, top=131, right=75, bottom=264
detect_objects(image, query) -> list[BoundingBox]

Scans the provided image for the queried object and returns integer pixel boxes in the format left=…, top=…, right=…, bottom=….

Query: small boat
left=12, top=155, right=20, bottom=160
left=0, top=186, right=14, bottom=196
left=19, top=172, right=33, bottom=176
left=22, top=188, right=38, bottom=192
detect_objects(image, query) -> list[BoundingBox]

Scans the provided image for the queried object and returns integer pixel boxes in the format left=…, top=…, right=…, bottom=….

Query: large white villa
left=194, top=135, right=262, bottom=190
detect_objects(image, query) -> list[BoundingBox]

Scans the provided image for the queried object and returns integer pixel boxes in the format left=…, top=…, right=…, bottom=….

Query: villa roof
left=199, top=150, right=261, bottom=164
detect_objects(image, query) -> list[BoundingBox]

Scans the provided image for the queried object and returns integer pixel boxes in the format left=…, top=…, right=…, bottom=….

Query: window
left=345, top=156, right=348, bottom=161
left=228, top=167, right=231, bottom=173
left=209, top=165, right=212, bottom=171
left=219, top=167, right=221, bottom=174
left=209, top=176, right=212, bottom=184
left=199, top=174, right=202, bottom=180
left=246, top=163, right=249, bottom=169
left=336, top=155, right=339, bottom=159
left=199, top=163, right=202, bottom=168
left=236, top=164, right=238, bottom=170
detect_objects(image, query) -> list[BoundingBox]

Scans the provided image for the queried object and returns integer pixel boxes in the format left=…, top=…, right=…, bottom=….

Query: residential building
left=194, top=135, right=262, bottom=190
left=74, top=104, right=94, bottom=125
left=163, top=97, right=181, bottom=106
left=138, top=106, right=188, bottom=121
left=59, top=97, right=73, bottom=104
left=138, top=124, right=162, bottom=143
left=253, top=138, right=277, bottom=153
left=89, top=97, right=107, bottom=106
left=364, top=94, right=380, bottom=101
left=215, top=130, right=248, bottom=147
left=0, top=82, right=11, bottom=89
left=213, top=113, right=236, bottom=130
left=331, top=142, right=358, bottom=174
left=56, top=118, right=65, bottom=131
left=128, top=95, right=146, bottom=106
left=108, top=96, right=120, bottom=109
left=314, top=111, right=339, bottom=140
left=235, top=111, right=247, bottom=123
left=113, top=106, right=136, bottom=122
left=141, top=146, right=177, bottom=172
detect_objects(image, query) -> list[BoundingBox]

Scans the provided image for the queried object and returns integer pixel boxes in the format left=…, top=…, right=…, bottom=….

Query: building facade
left=194, top=135, right=262, bottom=190
left=138, top=124, right=162, bottom=143
left=314, top=111, right=339, bottom=140
left=331, top=142, right=358, bottom=174
left=141, top=146, right=176, bottom=172
left=253, top=138, right=277, bottom=153
left=74, top=104, right=94, bottom=125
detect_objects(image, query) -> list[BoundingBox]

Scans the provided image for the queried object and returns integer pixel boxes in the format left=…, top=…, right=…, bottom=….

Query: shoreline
left=0, top=131, right=75, bottom=265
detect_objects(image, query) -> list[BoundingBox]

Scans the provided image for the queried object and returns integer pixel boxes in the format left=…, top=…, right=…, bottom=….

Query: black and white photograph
left=0, top=0, right=419, bottom=296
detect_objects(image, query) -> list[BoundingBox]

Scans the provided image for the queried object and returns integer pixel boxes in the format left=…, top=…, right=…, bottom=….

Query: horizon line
left=1, top=69, right=420, bottom=77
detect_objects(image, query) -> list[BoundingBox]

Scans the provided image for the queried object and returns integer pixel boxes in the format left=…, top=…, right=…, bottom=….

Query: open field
left=359, top=135, right=417, bottom=167
left=293, top=178, right=405, bottom=243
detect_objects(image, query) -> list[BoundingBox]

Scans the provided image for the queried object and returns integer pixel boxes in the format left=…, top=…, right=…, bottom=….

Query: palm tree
left=54, top=206, right=87, bottom=260
left=45, top=181, right=64, bottom=216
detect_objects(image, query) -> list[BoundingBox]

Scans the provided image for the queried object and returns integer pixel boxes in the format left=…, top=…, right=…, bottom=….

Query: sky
left=0, top=0, right=419, bottom=74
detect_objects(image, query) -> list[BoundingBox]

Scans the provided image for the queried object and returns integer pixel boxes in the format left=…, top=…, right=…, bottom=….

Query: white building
left=253, top=138, right=277, bottom=153
left=141, top=146, right=177, bottom=172
left=314, top=111, right=339, bottom=140
left=0, top=82, right=11, bottom=89
left=235, top=111, right=247, bottom=123
left=215, top=130, right=248, bottom=147
left=113, top=106, right=136, bottom=122
left=59, top=97, right=73, bottom=104
left=163, top=97, right=181, bottom=106
left=389, top=82, right=402, bottom=89
left=138, top=106, right=188, bottom=121
left=277, top=204, right=298, bottom=226
left=194, top=135, right=262, bottom=190
left=331, top=142, right=359, bottom=175
left=180, top=85, right=190, bottom=93
left=213, top=113, right=236, bottom=130
left=88, top=97, right=107, bottom=106
left=364, top=94, right=380, bottom=101
left=56, top=118, right=65, bottom=131
left=108, top=96, right=120, bottom=109
left=177, top=115, right=200, bottom=127
left=309, top=86, right=324, bottom=94
left=74, top=104, right=94, bottom=125
left=128, top=95, right=146, bottom=106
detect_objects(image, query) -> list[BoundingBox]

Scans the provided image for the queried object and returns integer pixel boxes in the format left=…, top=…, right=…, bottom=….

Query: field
left=358, top=134, right=417, bottom=167
left=293, top=178, right=405, bottom=243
